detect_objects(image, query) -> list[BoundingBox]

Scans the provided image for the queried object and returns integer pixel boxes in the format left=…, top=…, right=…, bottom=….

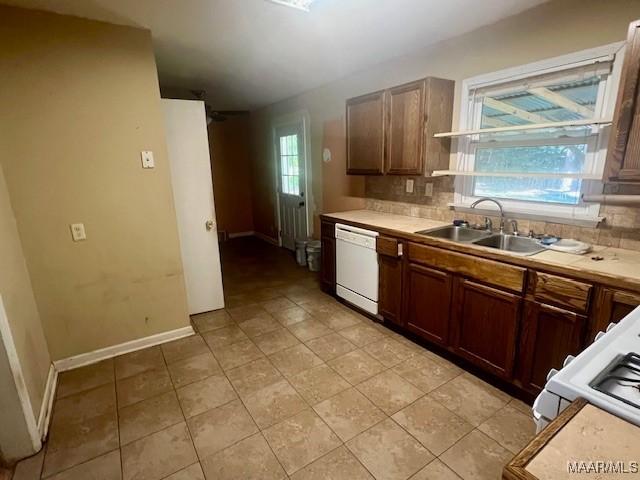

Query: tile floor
left=14, top=237, right=535, bottom=480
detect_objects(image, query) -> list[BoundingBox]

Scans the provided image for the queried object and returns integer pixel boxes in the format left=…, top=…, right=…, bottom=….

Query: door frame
left=271, top=110, right=313, bottom=246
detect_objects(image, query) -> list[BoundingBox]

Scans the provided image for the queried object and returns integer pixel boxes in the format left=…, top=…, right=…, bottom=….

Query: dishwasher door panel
left=336, top=238, right=379, bottom=302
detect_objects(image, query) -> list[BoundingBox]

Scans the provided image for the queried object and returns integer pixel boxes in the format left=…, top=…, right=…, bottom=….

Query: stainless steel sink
left=416, top=225, right=492, bottom=243
left=472, top=234, right=545, bottom=256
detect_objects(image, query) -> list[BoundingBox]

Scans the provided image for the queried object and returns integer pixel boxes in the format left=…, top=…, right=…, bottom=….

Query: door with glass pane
left=276, top=124, right=306, bottom=250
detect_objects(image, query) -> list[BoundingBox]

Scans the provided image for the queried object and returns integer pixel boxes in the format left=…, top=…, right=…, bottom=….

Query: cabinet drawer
left=377, top=236, right=401, bottom=257
left=528, top=271, right=592, bottom=313
left=407, top=243, right=525, bottom=293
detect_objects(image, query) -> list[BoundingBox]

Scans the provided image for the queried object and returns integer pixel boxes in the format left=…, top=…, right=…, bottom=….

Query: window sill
left=433, top=170, right=602, bottom=179
left=449, top=204, right=603, bottom=228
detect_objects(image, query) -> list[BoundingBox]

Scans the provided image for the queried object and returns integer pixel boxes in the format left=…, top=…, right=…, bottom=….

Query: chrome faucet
left=471, top=197, right=505, bottom=234
left=510, top=219, right=519, bottom=236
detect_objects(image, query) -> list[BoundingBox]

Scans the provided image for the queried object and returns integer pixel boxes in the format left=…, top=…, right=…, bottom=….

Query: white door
left=276, top=124, right=307, bottom=250
left=163, top=99, right=224, bottom=315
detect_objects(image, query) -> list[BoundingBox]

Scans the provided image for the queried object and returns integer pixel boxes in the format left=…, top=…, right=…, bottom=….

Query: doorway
left=274, top=114, right=311, bottom=250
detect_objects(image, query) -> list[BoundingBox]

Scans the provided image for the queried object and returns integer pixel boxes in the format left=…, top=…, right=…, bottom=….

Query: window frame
left=276, top=127, right=302, bottom=196
left=453, top=42, right=625, bottom=223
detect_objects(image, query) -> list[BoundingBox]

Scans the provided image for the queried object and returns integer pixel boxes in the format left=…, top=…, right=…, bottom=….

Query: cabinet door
left=519, top=300, right=586, bottom=393
left=320, top=235, right=336, bottom=294
left=451, top=279, right=521, bottom=380
left=386, top=80, right=425, bottom=175
left=405, top=264, right=452, bottom=346
left=423, top=77, right=455, bottom=174
left=605, top=20, right=640, bottom=182
left=346, top=91, right=386, bottom=175
left=589, top=287, right=640, bottom=342
left=379, top=255, right=403, bottom=326
left=377, top=236, right=403, bottom=325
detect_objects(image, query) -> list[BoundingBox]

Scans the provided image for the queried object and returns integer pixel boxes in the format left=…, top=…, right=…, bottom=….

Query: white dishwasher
left=335, top=223, right=379, bottom=315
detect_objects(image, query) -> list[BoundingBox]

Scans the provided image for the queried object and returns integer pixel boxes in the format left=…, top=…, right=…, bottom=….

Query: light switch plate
left=141, top=151, right=155, bottom=169
left=405, top=179, right=414, bottom=193
left=424, top=183, right=434, bottom=197
left=70, top=223, right=86, bottom=241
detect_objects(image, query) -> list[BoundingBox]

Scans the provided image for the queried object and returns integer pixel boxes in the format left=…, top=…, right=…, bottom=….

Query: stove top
left=590, top=353, right=640, bottom=409
left=544, top=306, right=640, bottom=425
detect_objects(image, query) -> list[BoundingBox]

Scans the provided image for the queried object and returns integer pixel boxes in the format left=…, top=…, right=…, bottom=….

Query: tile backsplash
left=364, top=176, right=640, bottom=251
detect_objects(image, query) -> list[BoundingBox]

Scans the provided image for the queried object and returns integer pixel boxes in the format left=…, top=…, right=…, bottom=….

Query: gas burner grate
left=590, top=352, right=640, bottom=410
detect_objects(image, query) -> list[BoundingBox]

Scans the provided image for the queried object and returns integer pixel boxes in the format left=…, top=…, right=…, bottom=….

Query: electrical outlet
left=405, top=179, right=414, bottom=194
left=424, top=183, right=434, bottom=197
left=141, top=151, right=155, bottom=169
left=70, top=223, right=86, bottom=241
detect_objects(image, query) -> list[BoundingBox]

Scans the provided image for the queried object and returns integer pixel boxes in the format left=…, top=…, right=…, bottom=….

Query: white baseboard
left=228, top=231, right=255, bottom=239
left=53, top=325, right=195, bottom=373
left=37, top=364, right=57, bottom=440
left=255, top=232, right=280, bottom=246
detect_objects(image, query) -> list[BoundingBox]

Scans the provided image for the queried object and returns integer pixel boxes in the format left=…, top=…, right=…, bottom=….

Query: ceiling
left=2, top=0, right=548, bottom=110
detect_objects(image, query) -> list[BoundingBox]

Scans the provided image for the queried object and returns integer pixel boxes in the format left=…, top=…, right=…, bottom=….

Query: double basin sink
left=416, top=225, right=546, bottom=256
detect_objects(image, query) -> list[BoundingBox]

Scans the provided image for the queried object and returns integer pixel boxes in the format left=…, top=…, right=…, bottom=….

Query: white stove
left=533, top=305, right=640, bottom=432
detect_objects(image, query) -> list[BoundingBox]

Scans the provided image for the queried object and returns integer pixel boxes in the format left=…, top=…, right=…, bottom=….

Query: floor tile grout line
left=40, top=368, right=120, bottom=478
left=167, top=329, right=218, bottom=473
left=40, top=246, right=531, bottom=480
left=191, top=341, right=291, bottom=478
left=206, top=322, right=358, bottom=475
left=112, top=359, right=124, bottom=480
left=38, top=448, right=122, bottom=480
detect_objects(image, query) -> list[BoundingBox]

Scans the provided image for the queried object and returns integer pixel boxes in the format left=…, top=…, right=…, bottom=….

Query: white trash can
left=306, top=240, right=322, bottom=272
left=295, top=238, right=309, bottom=267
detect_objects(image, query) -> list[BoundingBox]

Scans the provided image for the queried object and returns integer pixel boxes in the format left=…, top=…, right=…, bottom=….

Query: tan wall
left=208, top=115, right=255, bottom=235
left=0, top=339, right=34, bottom=464
left=0, top=6, right=190, bottom=360
left=320, top=117, right=366, bottom=234
left=0, top=164, right=50, bottom=463
left=250, top=0, right=640, bottom=239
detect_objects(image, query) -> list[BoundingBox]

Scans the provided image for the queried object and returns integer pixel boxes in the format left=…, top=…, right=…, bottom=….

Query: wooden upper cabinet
left=346, top=90, right=386, bottom=175
left=422, top=77, right=455, bottom=174
left=386, top=80, right=426, bottom=175
left=605, top=19, right=640, bottom=182
left=346, top=77, right=454, bottom=176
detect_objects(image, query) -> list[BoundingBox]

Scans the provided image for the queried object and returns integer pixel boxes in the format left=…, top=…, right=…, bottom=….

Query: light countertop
left=323, top=210, right=640, bottom=288
left=526, top=404, right=640, bottom=479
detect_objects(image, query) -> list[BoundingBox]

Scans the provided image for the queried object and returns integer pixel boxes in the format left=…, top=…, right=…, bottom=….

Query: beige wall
left=250, top=0, right=640, bottom=239
left=208, top=115, right=255, bottom=235
left=0, top=164, right=49, bottom=463
left=0, top=340, right=34, bottom=465
left=320, top=117, right=366, bottom=234
left=0, top=6, right=190, bottom=360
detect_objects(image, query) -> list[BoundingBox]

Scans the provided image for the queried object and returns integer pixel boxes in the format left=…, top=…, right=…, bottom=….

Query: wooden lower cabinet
left=379, top=254, right=404, bottom=326
left=518, top=300, right=586, bottom=393
left=589, top=287, right=640, bottom=342
left=404, top=263, right=452, bottom=346
left=451, top=279, right=521, bottom=380
left=320, top=235, right=336, bottom=294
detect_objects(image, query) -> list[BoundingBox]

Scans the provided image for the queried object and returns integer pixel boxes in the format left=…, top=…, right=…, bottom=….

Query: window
left=279, top=133, right=301, bottom=195
left=454, top=43, right=624, bottom=222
